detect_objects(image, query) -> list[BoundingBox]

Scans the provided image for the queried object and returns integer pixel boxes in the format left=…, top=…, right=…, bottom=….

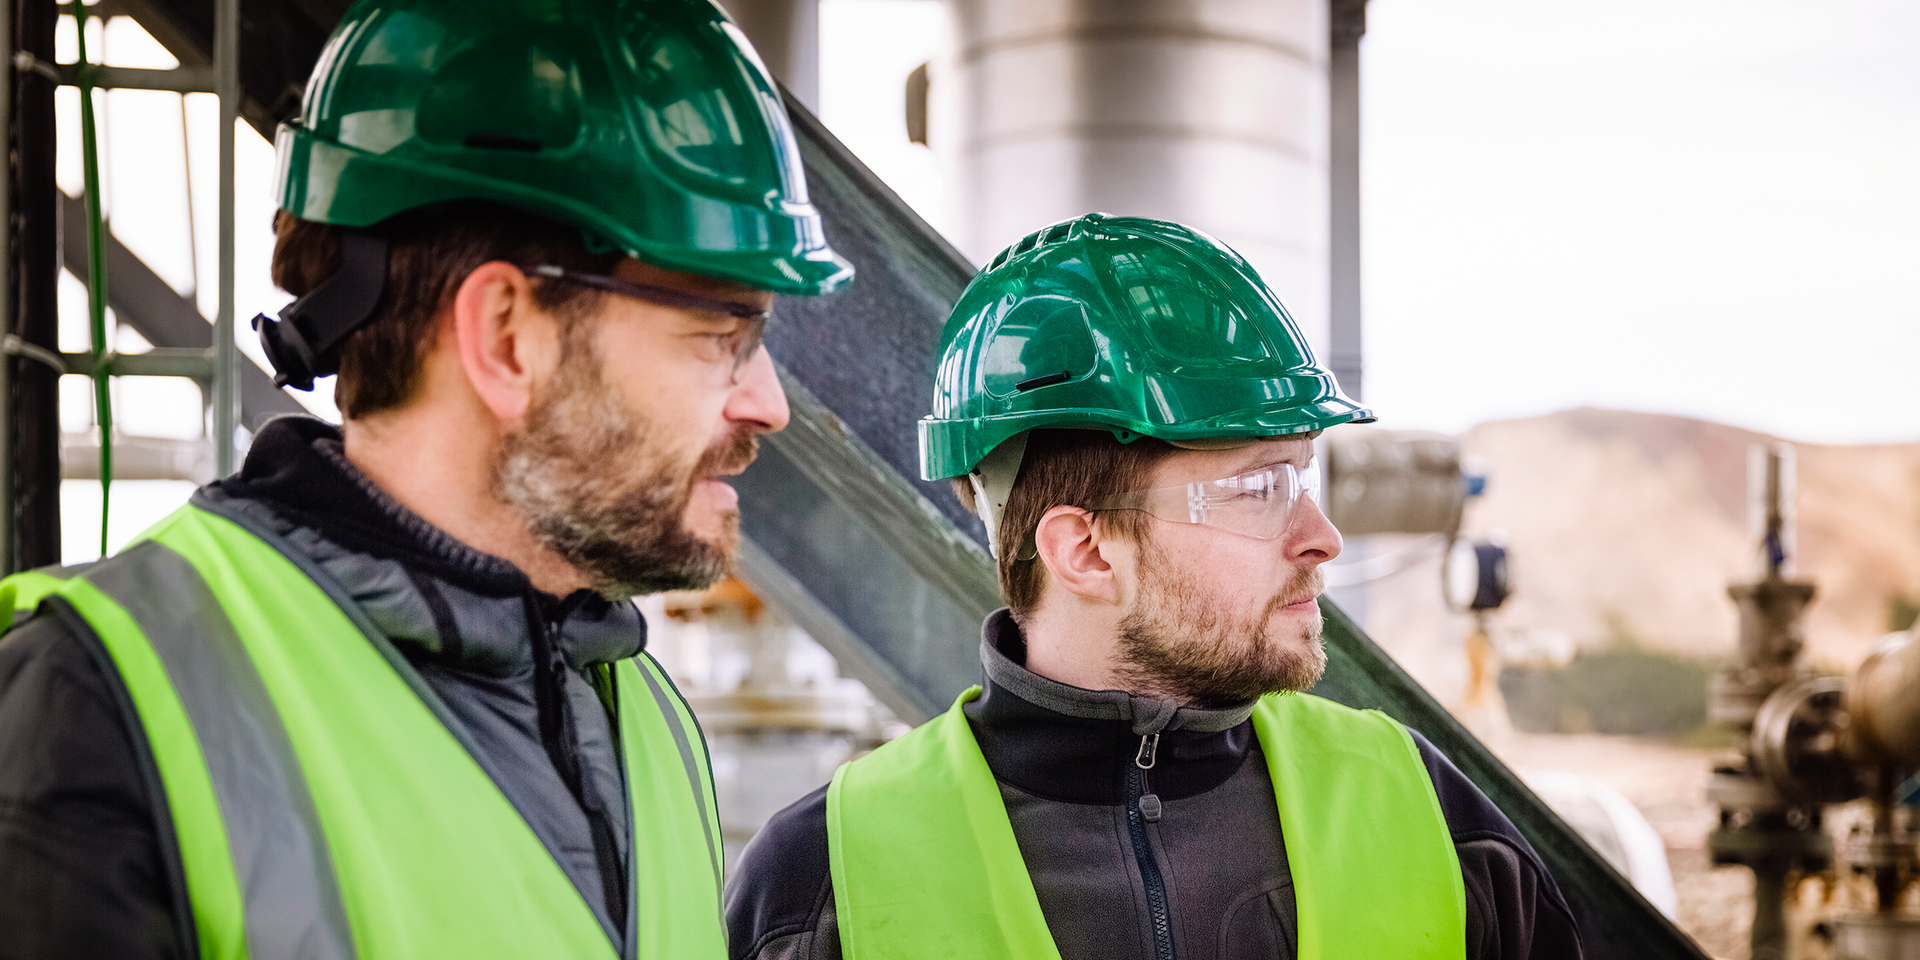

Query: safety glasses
left=521, top=264, right=769, bottom=381
left=1088, top=461, right=1322, bottom=541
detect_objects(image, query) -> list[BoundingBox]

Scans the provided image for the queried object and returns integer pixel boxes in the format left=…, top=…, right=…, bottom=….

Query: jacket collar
left=205, top=416, right=643, bottom=674
left=962, top=609, right=1258, bottom=805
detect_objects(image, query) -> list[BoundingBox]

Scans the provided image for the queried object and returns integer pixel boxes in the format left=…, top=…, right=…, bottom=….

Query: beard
left=491, top=334, right=755, bottom=600
left=1113, top=539, right=1328, bottom=708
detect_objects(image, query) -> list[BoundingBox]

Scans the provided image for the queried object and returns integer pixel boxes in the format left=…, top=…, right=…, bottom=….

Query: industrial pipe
left=1848, top=629, right=1920, bottom=769
left=1322, top=426, right=1466, bottom=536
left=938, top=0, right=1333, bottom=350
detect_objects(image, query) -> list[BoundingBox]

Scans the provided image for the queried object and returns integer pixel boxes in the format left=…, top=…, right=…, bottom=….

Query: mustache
left=694, top=427, right=760, bottom=481
left=1269, top=566, right=1326, bottom=614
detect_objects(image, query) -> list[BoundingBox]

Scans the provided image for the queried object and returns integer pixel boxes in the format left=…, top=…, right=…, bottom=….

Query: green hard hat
left=919, top=213, right=1373, bottom=481
left=275, top=0, right=852, bottom=296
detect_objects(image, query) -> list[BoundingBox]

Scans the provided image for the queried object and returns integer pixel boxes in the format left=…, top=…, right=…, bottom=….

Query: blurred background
left=10, top=1, right=1920, bottom=957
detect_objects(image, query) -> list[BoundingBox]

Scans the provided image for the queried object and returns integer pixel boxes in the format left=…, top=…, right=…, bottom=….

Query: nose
left=726, top=345, right=791, bottom=433
left=1288, top=497, right=1343, bottom=566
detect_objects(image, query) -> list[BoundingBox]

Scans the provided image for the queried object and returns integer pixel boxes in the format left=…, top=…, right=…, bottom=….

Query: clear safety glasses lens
left=1090, top=462, right=1321, bottom=540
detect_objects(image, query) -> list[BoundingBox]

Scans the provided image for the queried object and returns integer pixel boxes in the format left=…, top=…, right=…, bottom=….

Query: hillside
left=1353, top=408, right=1920, bottom=709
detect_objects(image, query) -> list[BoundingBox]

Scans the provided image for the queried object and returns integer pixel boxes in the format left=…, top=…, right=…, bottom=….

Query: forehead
left=1149, top=436, right=1314, bottom=485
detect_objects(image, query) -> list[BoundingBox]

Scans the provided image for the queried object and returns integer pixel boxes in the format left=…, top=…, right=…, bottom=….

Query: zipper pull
left=1135, top=733, right=1159, bottom=770
left=1138, top=792, right=1163, bottom=822
left=1135, top=733, right=1163, bottom=822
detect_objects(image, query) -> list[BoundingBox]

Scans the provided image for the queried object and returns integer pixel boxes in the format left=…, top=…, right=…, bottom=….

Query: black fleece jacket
left=725, top=611, right=1583, bottom=960
left=0, top=417, right=641, bottom=959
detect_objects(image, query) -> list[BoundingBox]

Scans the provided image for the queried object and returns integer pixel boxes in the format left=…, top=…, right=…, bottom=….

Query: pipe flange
left=1753, top=676, right=1865, bottom=805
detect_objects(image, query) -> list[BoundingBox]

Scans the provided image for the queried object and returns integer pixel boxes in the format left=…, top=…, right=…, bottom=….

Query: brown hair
left=270, top=202, right=622, bottom=419
left=954, top=429, right=1178, bottom=622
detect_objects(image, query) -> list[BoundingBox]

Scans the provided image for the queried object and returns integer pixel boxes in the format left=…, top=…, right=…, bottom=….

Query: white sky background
left=48, top=1, right=1920, bottom=557
left=818, top=0, right=1920, bottom=446
left=1358, top=0, right=1920, bottom=445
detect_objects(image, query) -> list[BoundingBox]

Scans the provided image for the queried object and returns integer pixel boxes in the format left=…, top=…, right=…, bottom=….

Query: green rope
left=71, top=1, right=113, bottom=556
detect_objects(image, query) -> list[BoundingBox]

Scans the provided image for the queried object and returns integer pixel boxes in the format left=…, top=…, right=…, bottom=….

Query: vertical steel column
left=213, top=0, right=237, bottom=475
left=1329, top=0, right=1365, bottom=401
left=12, top=0, right=59, bottom=569
left=718, top=0, right=820, bottom=112
left=0, top=0, right=14, bottom=574
left=941, top=0, right=1333, bottom=351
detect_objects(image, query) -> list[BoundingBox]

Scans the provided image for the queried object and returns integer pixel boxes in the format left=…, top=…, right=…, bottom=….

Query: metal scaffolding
left=1, top=0, right=244, bottom=572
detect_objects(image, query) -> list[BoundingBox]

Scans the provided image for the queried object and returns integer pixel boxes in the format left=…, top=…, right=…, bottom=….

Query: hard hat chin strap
left=968, top=433, right=1029, bottom=560
left=253, top=230, right=390, bottom=391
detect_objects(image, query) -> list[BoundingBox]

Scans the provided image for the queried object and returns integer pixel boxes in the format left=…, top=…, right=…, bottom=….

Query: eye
left=1227, top=483, right=1273, bottom=505
left=699, top=323, right=747, bottom=355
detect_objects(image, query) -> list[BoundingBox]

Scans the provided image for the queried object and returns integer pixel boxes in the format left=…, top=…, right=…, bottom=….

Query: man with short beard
left=0, top=2, right=848, bottom=958
left=726, top=215, right=1581, bottom=960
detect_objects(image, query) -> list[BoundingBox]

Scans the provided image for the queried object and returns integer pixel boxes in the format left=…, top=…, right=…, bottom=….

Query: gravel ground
left=1483, top=731, right=1755, bottom=958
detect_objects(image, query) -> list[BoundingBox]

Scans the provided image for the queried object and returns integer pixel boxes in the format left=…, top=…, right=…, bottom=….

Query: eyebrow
left=1232, top=444, right=1313, bottom=475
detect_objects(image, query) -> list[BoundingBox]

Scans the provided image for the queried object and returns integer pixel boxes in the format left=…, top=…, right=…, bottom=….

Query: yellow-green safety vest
left=0, top=503, right=728, bottom=960
left=827, top=687, right=1467, bottom=960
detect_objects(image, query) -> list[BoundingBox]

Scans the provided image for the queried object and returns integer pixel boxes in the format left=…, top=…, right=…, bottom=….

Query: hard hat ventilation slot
left=989, top=249, right=1011, bottom=271
left=1014, top=232, right=1040, bottom=255
left=1043, top=223, right=1071, bottom=244
left=1014, top=371, right=1072, bottom=392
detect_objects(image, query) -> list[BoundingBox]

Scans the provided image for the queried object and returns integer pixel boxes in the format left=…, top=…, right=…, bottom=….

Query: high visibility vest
left=0, top=504, right=727, bottom=960
left=826, top=687, right=1466, bottom=960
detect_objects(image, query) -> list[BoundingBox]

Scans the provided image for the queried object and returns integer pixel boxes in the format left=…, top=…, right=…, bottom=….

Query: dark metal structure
left=9, top=2, right=1711, bottom=956
left=6, top=0, right=63, bottom=569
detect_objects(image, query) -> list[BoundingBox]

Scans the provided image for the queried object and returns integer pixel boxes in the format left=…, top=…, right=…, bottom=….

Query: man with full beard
left=726, top=215, right=1581, bottom=960
left=0, top=2, right=847, bottom=957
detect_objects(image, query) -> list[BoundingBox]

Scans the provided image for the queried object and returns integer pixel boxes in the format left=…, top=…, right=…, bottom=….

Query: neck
left=340, top=397, right=592, bottom=599
left=1018, top=598, right=1132, bottom=694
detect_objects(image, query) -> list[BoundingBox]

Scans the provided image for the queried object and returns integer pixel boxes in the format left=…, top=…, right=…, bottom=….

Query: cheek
left=597, top=343, right=730, bottom=455
left=1159, top=533, right=1271, bottom=584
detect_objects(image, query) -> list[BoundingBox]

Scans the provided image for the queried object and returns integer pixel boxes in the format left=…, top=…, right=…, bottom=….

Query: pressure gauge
left=1444, top=537, right=1511, bottom=612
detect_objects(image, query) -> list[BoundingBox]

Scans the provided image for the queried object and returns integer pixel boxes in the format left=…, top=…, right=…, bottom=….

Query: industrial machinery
left=1708, top=443, right=1920, bottom=960
left=1321, top=424, right=1512, bottom=715
left=1323, top=426, right=1471, bottom=537
left=1320, top=424, right=1506, bottom=598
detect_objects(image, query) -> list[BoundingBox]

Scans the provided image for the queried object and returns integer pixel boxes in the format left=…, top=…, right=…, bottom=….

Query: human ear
left=452, top=262, right=560, bottom=424
left=1034, top=506, right=1120, bottom=605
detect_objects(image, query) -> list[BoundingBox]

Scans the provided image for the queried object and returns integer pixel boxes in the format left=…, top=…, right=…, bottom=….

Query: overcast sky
left=821, top=0, right=1920, bottom=446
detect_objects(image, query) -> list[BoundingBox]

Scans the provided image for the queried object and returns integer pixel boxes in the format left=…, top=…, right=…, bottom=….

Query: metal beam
left=1330, top=0, right=1365, bottom=401
left=1, top=0, right=14, bottom=574
left=736, top=368, right=997, bottom=723
left=60, top=348, right=214, bottom=380
left=213, top=0, right=238, bottom=473
left=62, top=433, right=211, bottom=484
left=57, top=191, right=307, bottom=430
left=50, top=60, right=215, bottom=93
left=108, top=0, right=343, bottom=140
left=10, top=0, right=61, bottom=570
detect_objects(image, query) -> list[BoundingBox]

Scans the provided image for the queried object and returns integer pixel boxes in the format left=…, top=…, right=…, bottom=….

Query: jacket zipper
left=1127, top=733, right=1174, bottom=960
left=527, top=593, right=628, bottom=933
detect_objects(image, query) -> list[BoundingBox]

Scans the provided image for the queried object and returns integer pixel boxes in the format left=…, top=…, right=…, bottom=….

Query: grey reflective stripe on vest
left=633, top=662, right=723, bottom=896
left=90, top=542, right=357, bottom=960
left=34, top=561, right=94, bottom=580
